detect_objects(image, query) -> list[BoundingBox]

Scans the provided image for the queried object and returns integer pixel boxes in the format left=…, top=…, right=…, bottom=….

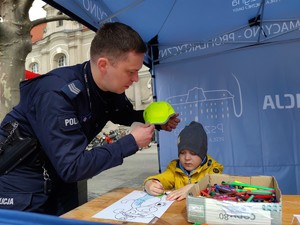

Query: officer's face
left=100, top=51, right=144, bottom=94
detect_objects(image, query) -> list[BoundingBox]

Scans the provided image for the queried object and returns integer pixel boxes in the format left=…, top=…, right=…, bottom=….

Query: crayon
left=223, top=181, right=274, bottom=191
left=248, top=190, right=274, bottom=195
left=246, top=195, right=254, bottom=202
left=200, top=190, right=211, bottom=197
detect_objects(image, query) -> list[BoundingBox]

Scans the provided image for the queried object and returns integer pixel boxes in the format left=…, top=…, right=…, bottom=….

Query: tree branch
left=18, top=0, right=34, bottom=17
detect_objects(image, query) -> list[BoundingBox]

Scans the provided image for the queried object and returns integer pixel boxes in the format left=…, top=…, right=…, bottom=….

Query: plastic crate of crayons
left=186, top=174, right=282, bottom=224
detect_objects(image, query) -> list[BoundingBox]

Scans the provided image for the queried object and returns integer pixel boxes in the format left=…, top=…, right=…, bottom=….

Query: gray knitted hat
left=177, top=121, right=208, bottom=160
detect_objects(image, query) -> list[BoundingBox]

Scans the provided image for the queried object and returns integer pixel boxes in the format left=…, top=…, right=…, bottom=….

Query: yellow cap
left=143, top=101, right=176, bottom=125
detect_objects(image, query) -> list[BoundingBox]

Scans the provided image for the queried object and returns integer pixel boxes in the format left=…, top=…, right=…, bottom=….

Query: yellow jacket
left=144, top=154, right=223, bottom=190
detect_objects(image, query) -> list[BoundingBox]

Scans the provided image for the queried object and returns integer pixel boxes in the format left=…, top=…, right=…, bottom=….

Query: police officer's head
left=89, top=22, right=147, bottom=94
left=90, top=22, right=147, bottom=65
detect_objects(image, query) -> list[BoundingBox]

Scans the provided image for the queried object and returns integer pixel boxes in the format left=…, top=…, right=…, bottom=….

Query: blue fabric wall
left=155, top=41, right=300, bottom=194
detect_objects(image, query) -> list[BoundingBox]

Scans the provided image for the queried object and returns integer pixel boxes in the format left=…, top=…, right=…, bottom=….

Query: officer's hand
left=160, top=113, right=180, bottom=132
left=130, top=123, right=154, bottom=148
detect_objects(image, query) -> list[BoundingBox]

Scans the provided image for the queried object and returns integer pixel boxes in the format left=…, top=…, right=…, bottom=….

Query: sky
left=29, top=0, right=46, bottom=21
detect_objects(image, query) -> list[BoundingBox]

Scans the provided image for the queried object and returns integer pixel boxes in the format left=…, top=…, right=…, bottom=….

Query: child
left=144, top=121, right=223, bottom=201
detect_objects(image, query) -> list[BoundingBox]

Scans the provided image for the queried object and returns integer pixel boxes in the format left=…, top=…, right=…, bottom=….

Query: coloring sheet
left=92, top=190, right=174, bottom=223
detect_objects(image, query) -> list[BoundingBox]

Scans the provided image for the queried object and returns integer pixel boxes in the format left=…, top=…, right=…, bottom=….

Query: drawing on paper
left=92, top=190, right=174, bottom=223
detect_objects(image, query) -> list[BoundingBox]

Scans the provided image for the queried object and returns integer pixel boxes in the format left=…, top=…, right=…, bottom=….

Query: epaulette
left=61, top=80, right=84, bottom=100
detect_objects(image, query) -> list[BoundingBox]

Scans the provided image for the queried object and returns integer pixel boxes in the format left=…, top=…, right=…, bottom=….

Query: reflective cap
left=143, top=101, right=176, bottom=125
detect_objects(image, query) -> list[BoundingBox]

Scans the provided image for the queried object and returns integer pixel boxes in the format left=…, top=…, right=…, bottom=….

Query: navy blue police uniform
left=0, top=61, right=144, bottom=215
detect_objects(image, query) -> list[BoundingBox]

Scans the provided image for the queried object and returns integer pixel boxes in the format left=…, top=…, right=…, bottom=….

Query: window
left=30, top=63, right=39, bottom=73
left=57, top=54, right=67, bottom=67
left=57, top=20, right=63, bottom=27
left=57, top=12, right=63, bottom=27
left=53, top=53, right=67, bottom=69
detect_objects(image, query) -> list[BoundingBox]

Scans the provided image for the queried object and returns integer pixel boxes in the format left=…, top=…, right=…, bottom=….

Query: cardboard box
left=186, top=174, right=282, bottom=224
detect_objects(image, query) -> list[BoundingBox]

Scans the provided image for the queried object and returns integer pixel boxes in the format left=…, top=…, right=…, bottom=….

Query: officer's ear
left=97, top=57, right=109, bottom=73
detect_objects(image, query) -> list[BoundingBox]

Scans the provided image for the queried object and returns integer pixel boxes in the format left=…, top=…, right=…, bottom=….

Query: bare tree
left=0, top=0, right=71, bottom=120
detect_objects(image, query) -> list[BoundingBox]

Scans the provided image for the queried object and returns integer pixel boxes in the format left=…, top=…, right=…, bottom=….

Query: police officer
left=0, top=22, right=180, bottom=215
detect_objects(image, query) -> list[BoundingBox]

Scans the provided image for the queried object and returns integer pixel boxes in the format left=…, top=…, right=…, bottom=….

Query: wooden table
left=61, top=188, right=300, bottom=225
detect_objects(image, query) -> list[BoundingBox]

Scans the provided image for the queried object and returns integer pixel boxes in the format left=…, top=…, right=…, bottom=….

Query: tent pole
left=149, top=45, right=162, bottom=173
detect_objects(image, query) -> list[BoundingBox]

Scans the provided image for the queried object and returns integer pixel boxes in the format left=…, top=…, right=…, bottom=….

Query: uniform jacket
left=144, top=154, right=223, bottom=190
left=0, top=61, right=144, bottom=214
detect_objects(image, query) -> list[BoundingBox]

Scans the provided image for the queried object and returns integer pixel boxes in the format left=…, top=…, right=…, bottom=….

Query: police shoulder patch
left=61, top=80, right=84, bottom=100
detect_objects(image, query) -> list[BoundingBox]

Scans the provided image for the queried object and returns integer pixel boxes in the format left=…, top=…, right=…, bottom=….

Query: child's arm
left=144, top=179, right=165, bottom=196
left=166, top=184, right=194, bottom=201
left=143, top=160, right=177, bottom=193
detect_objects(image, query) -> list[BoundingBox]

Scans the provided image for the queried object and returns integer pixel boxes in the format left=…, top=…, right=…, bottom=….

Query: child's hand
left=166, top=184, right=194, bottom=201
left=144, top=179, right=164, bottom=196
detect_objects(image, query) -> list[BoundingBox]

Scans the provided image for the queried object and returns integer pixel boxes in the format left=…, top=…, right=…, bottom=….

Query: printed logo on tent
left=158, top=19, right=300, bottom=63
left=165, top=74, right=242, bottom=143
left=231, top=0, right=280, bottom=13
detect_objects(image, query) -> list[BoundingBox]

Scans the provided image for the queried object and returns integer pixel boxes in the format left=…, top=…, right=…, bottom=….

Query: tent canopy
left=43, top=0, right=300, bottom=65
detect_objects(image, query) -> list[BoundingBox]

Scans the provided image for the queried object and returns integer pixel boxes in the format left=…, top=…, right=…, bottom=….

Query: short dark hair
left=90, top=22, right=147, bottom=63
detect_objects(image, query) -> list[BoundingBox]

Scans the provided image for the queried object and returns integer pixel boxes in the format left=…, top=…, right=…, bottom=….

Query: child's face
left=179, top=149, right=202, bottom=171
